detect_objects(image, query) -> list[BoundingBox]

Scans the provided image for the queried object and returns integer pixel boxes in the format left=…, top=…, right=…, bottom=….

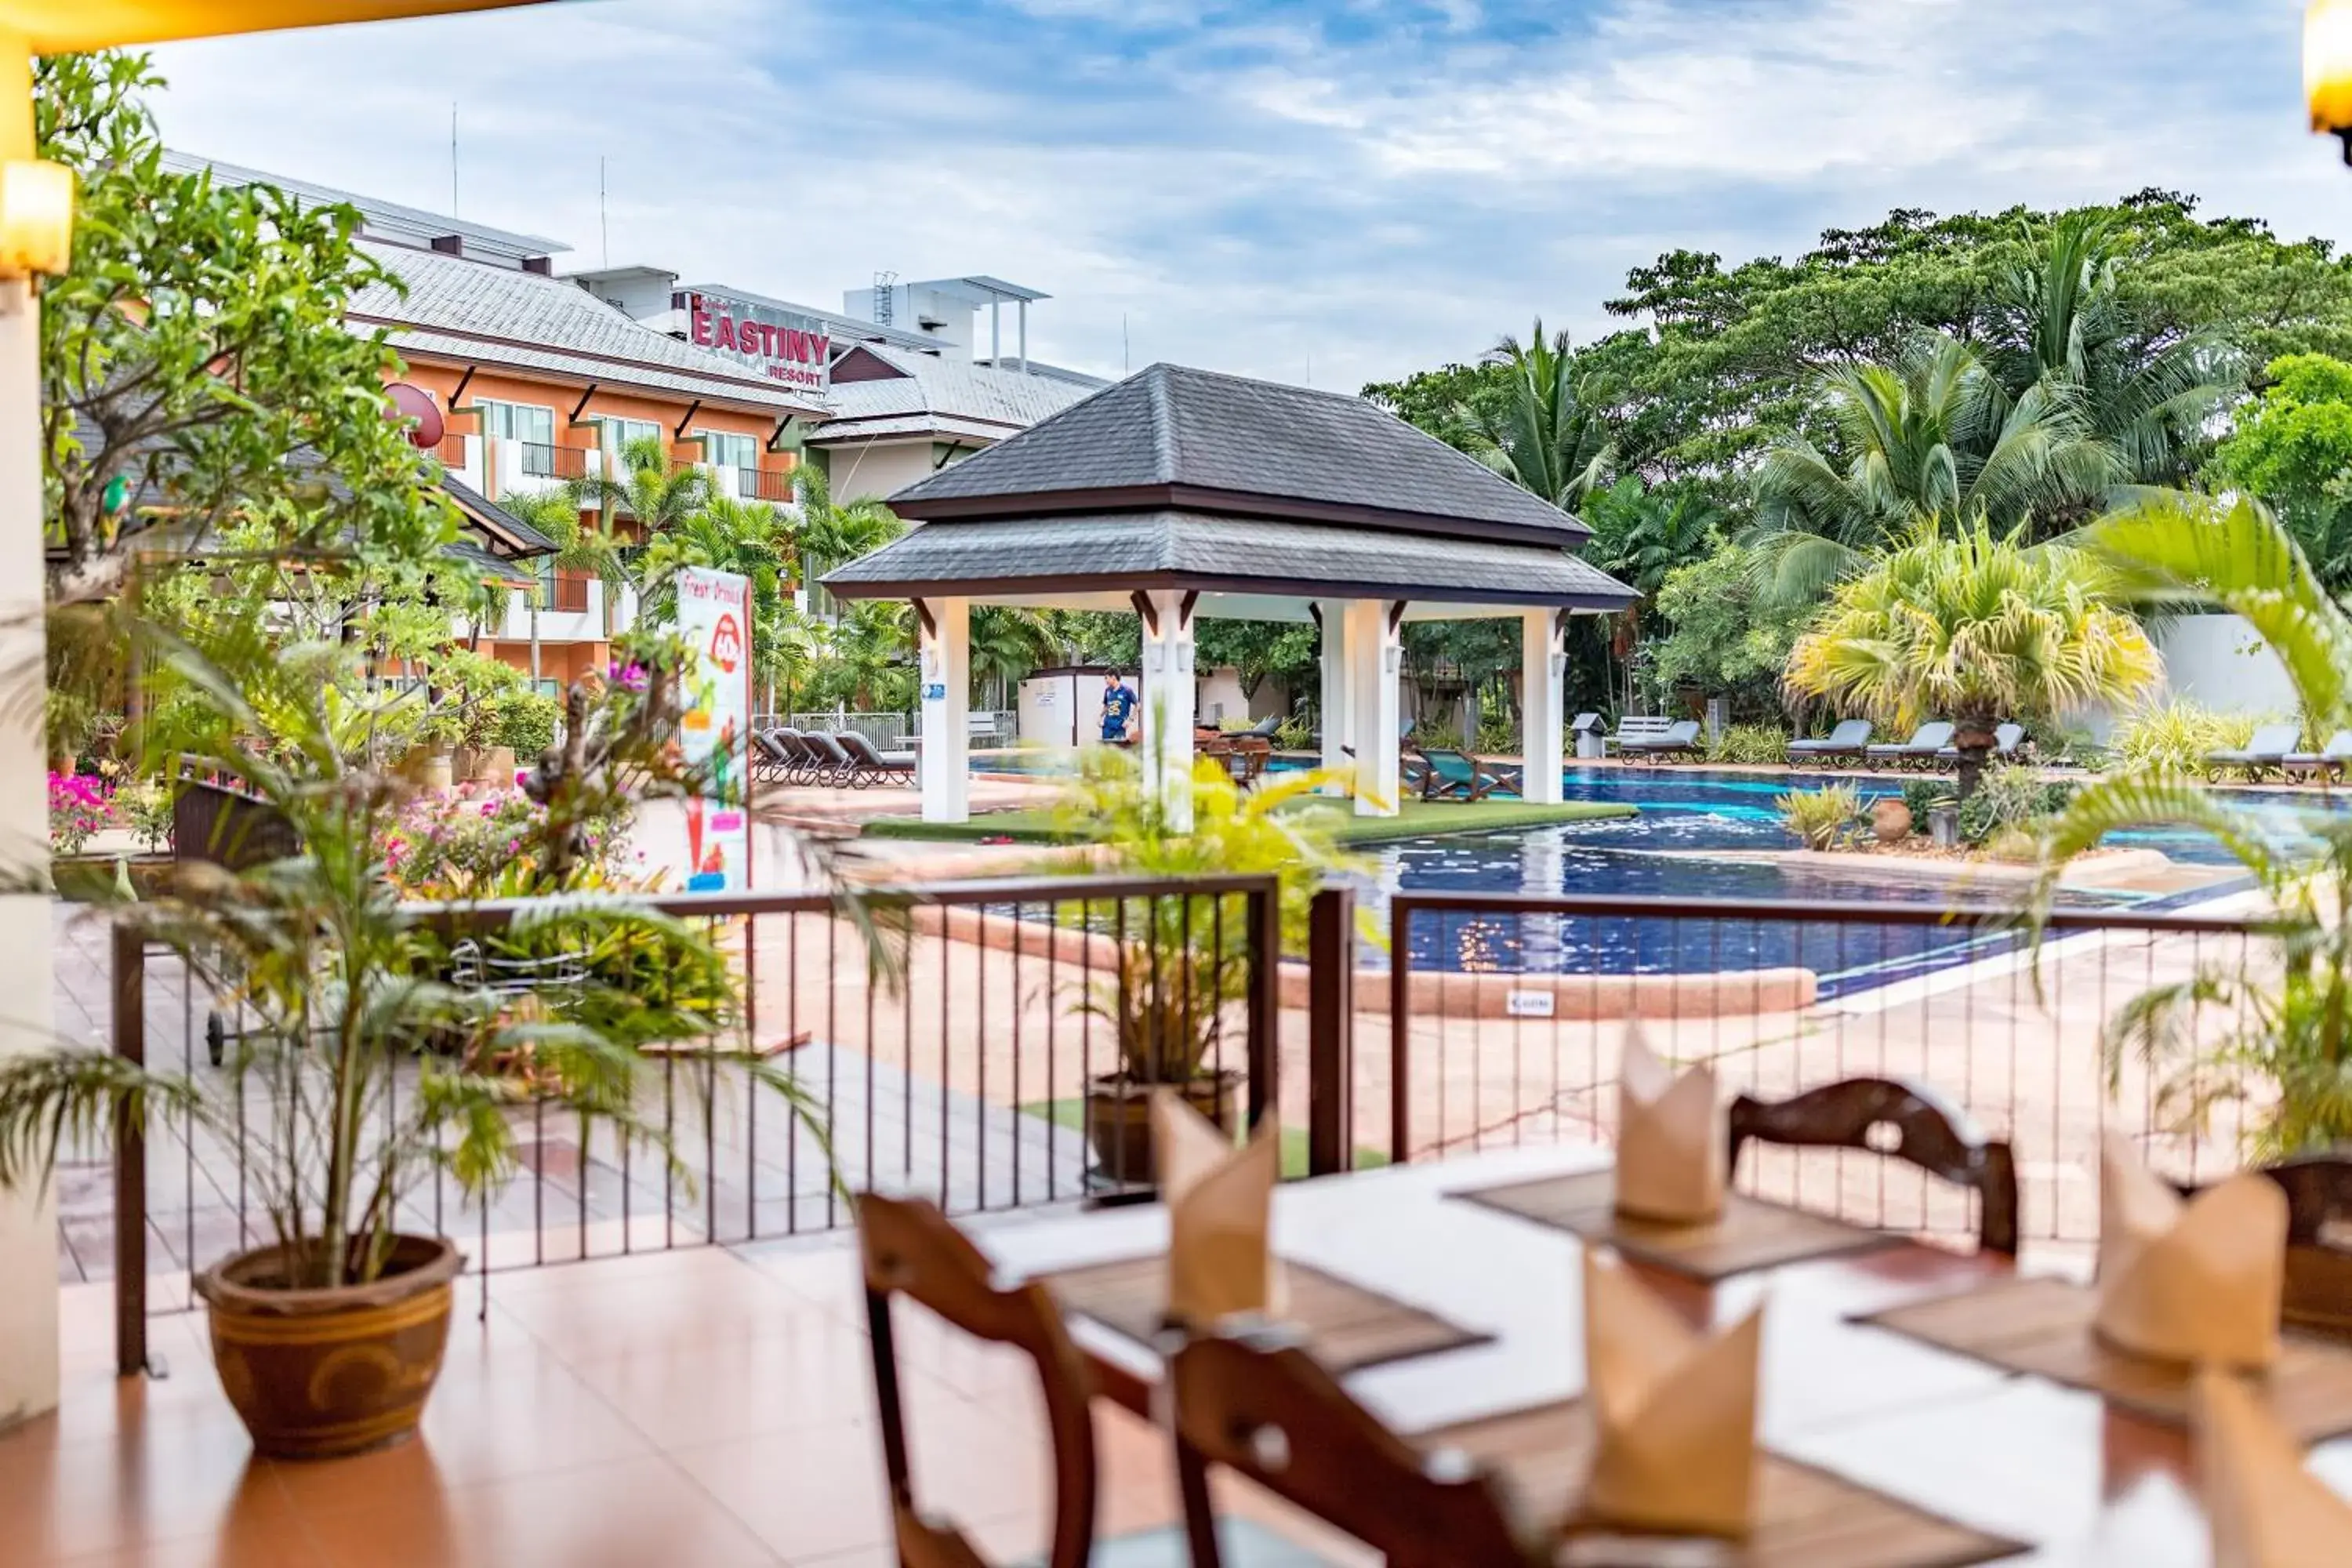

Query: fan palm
left=2031, top=491, right=2352, bottom=1158
left=1784, top=520, right=2160, bottom=797
left=1750, top=335, right=2122, bottom=607
left=1461, top=318, right=1615, bottom=512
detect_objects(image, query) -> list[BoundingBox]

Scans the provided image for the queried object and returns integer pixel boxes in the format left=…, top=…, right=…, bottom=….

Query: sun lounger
left=1604, top=716, right=1680, bottom=755
left=1936, top=722, right=2027, bottom=770
left=2204, top=722, right=2302, bottom=781
left=839, top=730, right=916, bottom=785
left=2283, top=728, right=2352, bottom=783
left=751, top=729, right=797, bottom=784
left=800, top=731, right=862, bottom=787
left=1411, top=746, right=1522, bottom=802
left=1865, top=722, right=1955, bottom=771
left=1787, top=719, right=1873, bottom=767
left=1617, top=719, right=1704, bottom=761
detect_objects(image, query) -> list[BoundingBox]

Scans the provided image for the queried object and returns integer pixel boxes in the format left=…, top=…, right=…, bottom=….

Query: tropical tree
left=1784, top=521, right=2160, bottom=797
left=968, top=605, right=1054, bottom=711
left=1581, top=477, right=1722, bottom=707
left=789, top=463, right=905, bottom=614
left=2209, top=353, right=2352, bottom=593
left=1461, top=318, right=1615, bottom=512
left=1749, top=335, right=2121, bottom=606
left=634, top=494, right=789, bottom=629
left=574, top=434, right=714, bottom=550
left=2032, top=492, right=2352, bottom=1158
left=496, top=490, right=631, bottom=676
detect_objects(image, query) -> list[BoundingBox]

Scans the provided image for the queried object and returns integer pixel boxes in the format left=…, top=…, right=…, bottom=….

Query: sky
left=145, top=0, right=2345, bottom=392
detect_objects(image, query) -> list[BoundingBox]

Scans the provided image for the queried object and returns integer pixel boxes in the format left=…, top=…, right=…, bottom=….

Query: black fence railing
left=1362, top=892, right=2269, bottom=1253
left=103, top=875, right=1280, bottom=1373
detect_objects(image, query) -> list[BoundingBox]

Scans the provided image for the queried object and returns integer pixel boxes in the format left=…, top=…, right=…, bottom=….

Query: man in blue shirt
left=1100, top=673, right=1137, bottom=745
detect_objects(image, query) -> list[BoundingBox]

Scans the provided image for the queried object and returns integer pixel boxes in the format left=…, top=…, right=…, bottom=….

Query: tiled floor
left=0, top=1237, right=1363, bottom=1567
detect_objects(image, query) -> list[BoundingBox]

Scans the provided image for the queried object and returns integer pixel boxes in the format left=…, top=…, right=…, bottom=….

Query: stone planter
left=1871, top=798, right=1913, bottom=844
left=1929, top=804, right=1960, bottom=849
left=194, top=1234, right=463, bottom=1460
left=1082, top=1070, right=1242, bottom=1189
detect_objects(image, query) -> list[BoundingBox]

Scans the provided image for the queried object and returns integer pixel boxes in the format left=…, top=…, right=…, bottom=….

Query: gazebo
left=822, top=363, right=1637, bottom=826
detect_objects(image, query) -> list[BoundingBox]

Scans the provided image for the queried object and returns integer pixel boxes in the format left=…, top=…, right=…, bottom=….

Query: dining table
left=968, top=1141, right=2352, bottom=1568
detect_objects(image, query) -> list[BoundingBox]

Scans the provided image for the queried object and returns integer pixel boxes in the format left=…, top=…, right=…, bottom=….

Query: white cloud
left=140, top=0, right=2350, bottom=394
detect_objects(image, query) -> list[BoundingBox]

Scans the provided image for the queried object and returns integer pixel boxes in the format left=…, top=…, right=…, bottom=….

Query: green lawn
left=862, top=797, right=1634, bottom=846
left=1018, top=1099, right=1392, bottom=1178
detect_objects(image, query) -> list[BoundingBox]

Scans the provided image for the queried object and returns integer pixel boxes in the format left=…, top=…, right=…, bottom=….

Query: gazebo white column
left=916, top=597, right=970, bottom=823
left=1138, top=590, right=1196, bottom=830
left=1346, top=599, right=1403, bottom=817
left=1520, top=608, right=1567, bottom=804
left=1316, top=601, right=1351, bottom=796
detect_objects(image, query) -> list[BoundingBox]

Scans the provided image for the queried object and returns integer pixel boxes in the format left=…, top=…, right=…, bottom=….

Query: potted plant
left=0, top=632, right=821, bottom=1460
left=1056, top=744, right=1368, bottom=1185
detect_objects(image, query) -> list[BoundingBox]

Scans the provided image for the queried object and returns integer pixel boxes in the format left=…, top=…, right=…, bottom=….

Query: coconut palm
left=1461, top=318, right=1615, bottom=513
left=1784, top=520, right=2160, bottom=797
left=1984, top=213, right=2243, bottom=497
left=789, top=464, right=904, bottom=617
left=634, top=494, right=789, bottom=630
left=1581, top=477, right=1723, bottom=709
left=1749, top=335, right=2122, bottom=607
left=2031, top=491, right=2352, bottom=1158
left=968, top=605, right=1054, bottom=712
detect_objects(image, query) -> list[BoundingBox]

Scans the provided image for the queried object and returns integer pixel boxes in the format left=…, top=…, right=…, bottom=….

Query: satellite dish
left=386, top=382, right=445, bottom=448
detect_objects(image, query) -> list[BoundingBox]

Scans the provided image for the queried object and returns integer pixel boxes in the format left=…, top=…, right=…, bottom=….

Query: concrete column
left=1520, top=608, right=1566, bottom=804
left=917, top=597, right=970, bottom=823
left=1316, top=603, right=1351, bottom=797
left=1346, top=599, right=1402, bottom=817
left=1138, top=590, right=1196, bottom=831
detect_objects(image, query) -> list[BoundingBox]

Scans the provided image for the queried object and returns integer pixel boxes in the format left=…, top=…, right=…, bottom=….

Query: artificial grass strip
left=859, top=798, right=1635, bottom=847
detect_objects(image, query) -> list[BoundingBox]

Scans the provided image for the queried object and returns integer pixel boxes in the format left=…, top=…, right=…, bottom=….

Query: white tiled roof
left=804, top=344, right=1096, bottom=446
left=350, top=241, right=822, bottom=415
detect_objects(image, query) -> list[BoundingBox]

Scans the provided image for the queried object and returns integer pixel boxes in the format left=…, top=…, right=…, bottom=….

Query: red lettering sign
left=714, top=315, right=737, bottom=351
left=690, top=307, right=713, bottom=347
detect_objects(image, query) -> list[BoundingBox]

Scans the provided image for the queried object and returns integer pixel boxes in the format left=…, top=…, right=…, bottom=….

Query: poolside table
left=975, top=1142, right=2300, bottom=1566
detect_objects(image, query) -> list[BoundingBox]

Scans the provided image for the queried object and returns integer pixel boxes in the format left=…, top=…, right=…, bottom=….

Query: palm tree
left=499, top=490, right=632, bottom=675
left=2032, top=491, right=2352, bottom=1158
left=1749, top=335, right=2122, bottom=607
left=1461, top=318, right=1614, bottom=512
left=968, top=605, right=1054, bottom=711
left=1984, top=213, right=2243, bottom=498
left=634, top=494, right=789, bottom=629
left=789, top=464, right=904, bottom=618
left=1784, top=520, right=2160, bottom=797
left=1581, top=477, right=1722, bottom=709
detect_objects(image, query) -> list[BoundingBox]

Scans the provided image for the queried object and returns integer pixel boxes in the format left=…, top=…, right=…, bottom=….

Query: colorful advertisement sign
left=674, top=566, right=753, bottom=893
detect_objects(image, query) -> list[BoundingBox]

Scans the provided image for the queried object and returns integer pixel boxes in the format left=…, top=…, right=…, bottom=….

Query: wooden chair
left=860, top=1193, right=1103, bottom=1568
left=1170, top=1325, right=1534, bottom=1568
left=2179, top=1156, right=2352, bottom=1338
left=1726, top=1077, right=2020, bottom=1255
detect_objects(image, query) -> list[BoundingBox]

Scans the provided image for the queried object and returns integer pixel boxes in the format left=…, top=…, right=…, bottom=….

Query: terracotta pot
left=1082, top=1070, right=1242, bottom=1188
left=1871, top=798, right=1913, bottom=844
left=194, top=1234, right=464, bottom=1460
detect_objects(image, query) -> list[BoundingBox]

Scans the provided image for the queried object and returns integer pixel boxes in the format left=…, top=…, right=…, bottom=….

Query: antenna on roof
left=449, top=102, right=459, bottom=217
left=1123, top=313, right=1129, bottom=376
left=599, top=156, right=608, bottom=269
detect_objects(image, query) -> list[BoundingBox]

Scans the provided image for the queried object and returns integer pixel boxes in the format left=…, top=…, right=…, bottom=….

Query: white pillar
left=1520, top=608, right=1566, bottom=804
left=0, top=269, right=57, bottom=1422
left=1346, top=599, right=1403, bottom=817
left=917, top=597, right=970, bottom=823
left=1316, top=602, right=1351, bottom=797
left=1138, top=590, right=1196, bottom=831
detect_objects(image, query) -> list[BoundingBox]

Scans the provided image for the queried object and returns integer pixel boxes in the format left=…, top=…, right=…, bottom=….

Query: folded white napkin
left=2094, top=1134, right=2286, bottom=1370
left=1581, top=1247, right=1763, bottom=1537
left=1614, top=1025, right=1727, bottom=1225
left=1152, top=1089, right=1283, bottom=1327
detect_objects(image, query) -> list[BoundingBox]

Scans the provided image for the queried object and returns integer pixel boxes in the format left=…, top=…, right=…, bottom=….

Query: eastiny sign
left=684, top=291, right=830, bottom=394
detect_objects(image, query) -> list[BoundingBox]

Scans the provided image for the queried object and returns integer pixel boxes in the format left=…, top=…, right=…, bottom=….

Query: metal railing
left=1343, top=891, right=2270, bottom=1254
left=104, top=874, right=1281, bottom=1372
left=738, top=465, right=795, bottom=503
left=519, top=441, right=589, bottom=481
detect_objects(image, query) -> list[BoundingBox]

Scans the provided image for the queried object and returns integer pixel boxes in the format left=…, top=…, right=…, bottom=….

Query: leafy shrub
left=1955, top=763, right=2073, bottom=846
left=1475, top=688, right=1518, bottom=754
left=382, top=785, right=637, bottom=900
left=1777, top=782, right=1862, bottom=851
left=118, top=779, right=175, bottom=854
left=495, top=692, right=560, bottom=759
left=1414, top=717, right=1467, bottom=752
left=1272, top=715, right=1314, bottom=751
left=1708, top=724, right=1791, bottom=765
left=1900, top=778, right=1956, bottom=834
left=2108, top=702, right=2262, bottom=773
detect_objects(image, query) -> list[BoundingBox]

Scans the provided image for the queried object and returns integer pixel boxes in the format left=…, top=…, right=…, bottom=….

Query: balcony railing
left=549, top=568, right=592, bottom=614
left=738, top=465, right=796, bottom=503
left=434, top=432, right=469, bottom=470
left=520, top=441, right=590, bottom=481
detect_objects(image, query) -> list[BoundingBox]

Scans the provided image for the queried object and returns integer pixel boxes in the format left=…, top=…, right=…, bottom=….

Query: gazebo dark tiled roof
left=827, top=363, right=1632, bottom=613
left=884, top=362, right=1593, bottom=545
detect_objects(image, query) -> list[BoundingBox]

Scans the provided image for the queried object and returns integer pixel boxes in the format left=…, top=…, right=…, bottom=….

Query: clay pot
left=194, top=1235, right=463, bottom=1460
left=1871, top=797, right=1913, bottom=844
left=1082, top=1071, right=1242, bottom=1189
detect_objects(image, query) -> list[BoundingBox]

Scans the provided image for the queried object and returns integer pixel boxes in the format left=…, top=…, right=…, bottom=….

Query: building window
left=699, top=430, right=759, bottom=471
left=601, top=416, right=662, bottom=465
left=477, top=399, right=554, bottom=445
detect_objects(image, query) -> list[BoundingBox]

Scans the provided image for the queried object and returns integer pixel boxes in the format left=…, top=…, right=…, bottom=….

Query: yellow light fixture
left=2310, top=0, right=2352, bottom=163
left=0, top=156, right=69, bottom=278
